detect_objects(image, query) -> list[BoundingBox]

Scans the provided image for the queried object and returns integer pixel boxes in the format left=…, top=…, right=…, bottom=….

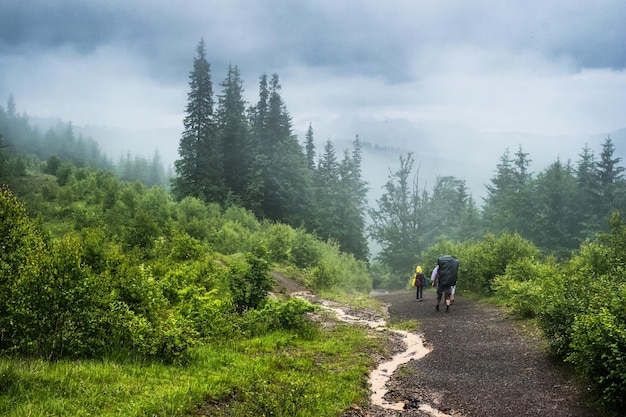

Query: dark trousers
left=416, top=286, right=423, bottom=299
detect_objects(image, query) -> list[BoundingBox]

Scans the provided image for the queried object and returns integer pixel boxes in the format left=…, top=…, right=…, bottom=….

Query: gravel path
left=372, top=287, right=601, bottom=417
left=272, top=273, right=602, bottom=417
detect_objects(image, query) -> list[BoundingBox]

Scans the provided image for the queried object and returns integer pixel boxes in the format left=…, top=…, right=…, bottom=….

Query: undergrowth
left=0, top=320, right=383, bottom=416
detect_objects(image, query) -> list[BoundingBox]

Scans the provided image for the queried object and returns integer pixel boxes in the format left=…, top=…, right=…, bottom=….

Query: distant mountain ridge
left=323, top=118, right=626, bottom=204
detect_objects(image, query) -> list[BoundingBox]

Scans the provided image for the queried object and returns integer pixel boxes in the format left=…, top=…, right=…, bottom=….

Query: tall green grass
left=0, top=322, right=382, bottom=416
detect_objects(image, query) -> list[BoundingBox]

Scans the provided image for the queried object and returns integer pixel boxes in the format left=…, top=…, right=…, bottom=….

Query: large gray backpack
left=437, top=255, right=459, bottom=287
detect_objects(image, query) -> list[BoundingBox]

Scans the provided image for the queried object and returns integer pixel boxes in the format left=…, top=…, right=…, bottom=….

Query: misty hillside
left=31, top=114, right=625, bottom=210
left=325, top=118, right=626, bottom=204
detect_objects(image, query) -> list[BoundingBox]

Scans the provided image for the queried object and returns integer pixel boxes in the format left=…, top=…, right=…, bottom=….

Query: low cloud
left=1, top=0, right=625, bottom=199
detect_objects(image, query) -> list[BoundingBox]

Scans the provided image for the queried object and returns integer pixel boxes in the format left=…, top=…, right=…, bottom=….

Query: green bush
left=177, top=286, right=240, bottom=340
left=228, top=245, right=274, bottom=313
left=56, top=161, right=75, bottom=186
left=122, top=210, right=160, bottom=253
left=0, top=186, right=48, bottom=352
left=175, top=196, right=213, bottom=240
left=167, top=231, right=205, bottom=261
left=260, top=222, right=293, bottom=263
left=491, top=258, right=558, bottom=318
left=309, top=260, right=337, bottom=290
left=568, top=301, right=626, bottom=409
left=243, top=298, right=316, bottom=336
left=157, top=258, right=221, bottom=305
left=421, top=233, right=540, bottom=295
left=213, top=220, right=253, bottom=255
left=289, top=228, right=322, bottom=269
left=534, top=241, right=615, bottom=358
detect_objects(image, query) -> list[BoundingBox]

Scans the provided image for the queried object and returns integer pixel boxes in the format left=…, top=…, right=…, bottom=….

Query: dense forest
left=1, top=39, right=626, bottom=414
left=2, top=40, right=624, bottom=279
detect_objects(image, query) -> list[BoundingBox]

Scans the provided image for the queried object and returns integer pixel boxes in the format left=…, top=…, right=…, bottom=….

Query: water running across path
left=293, top=292, right=453, bottom=416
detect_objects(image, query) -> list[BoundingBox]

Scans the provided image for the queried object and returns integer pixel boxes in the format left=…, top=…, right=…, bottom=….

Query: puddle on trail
left=293, top=292, right=454, bottom=416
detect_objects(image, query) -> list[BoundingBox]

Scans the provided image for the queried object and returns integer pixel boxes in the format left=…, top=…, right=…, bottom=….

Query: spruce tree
left=531, top=159, right=579, bottom=256
left=482, top=148, right=518, bottom=234
left=596, top=136, right=625, bottom=226
left=246, top=73, right=312, bottom=226
left=314, top=139, right=341, bottom=239
left=305, top=123, right=316, bottom=171
left=422, top=175, right=469, bottom=242
left=173, top=39, right=224, bottom=202
left=337, top=136, right=370, bottom=261
left=217, top=64, right=249, bottom=199
left=575, top=144, right=601, bottom=236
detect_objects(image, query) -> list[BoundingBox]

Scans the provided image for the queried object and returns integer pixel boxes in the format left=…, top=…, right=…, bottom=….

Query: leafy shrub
left=422, top=233, right=540, bottom=295
left=259, top=221, right=293, bottom=263
left=289, top=228, right=322, bottom=269
left=138, top=185, right=174, bottom=231
left=56, top=161, right=75, bottom=186
left=309, top=260, right=337, bottom=290
left=491, top=258, right=558, bottom=318
left=157, top=258, right=221, bottom=305
left=567, top=302, right=626, bottom=409
left=0, top=186, right=48, bottom=352
left=167, top=231, right=205, bottom=261
left=122, top=210, right=160, bottom=253
left=332, top=253, right=371, bottom=293
left=104, top=300, right=197, bottom=364
left=534, top=241, right=615, bottom=358
left=228, top=245, right=274, bottom=313
left=221, top=205, right=261, bottom=232
left=213, top=220, right=253, bottom=255
left=243, top=298, right=316, bottom=336
left=175, top=196, right=213, bottom=240
left=177, top=287, right=240, bottom=340
left=80, top=226, right=111, bottom=274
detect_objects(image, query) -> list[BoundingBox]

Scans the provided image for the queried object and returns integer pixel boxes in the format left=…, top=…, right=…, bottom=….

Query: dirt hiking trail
left=272, top=273, right=602, bottom=417
left=372, top=287, right=601, bottom=417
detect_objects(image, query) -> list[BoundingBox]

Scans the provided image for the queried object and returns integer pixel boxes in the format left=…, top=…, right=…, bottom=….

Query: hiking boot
left=435, top=304, right=439, bottom=312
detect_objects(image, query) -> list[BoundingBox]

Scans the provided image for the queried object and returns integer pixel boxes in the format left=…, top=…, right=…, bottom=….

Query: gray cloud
left=1, top=0, right=626, bottom=198
left=5, top=1, right=625, bottom=79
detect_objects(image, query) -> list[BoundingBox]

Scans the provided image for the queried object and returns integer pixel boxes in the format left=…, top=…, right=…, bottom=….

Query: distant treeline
left=0, top=95, right=169, bottom=189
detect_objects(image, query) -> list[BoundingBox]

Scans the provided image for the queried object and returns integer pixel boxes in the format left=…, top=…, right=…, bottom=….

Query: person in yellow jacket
left=413, top=265, right=426, bottom=301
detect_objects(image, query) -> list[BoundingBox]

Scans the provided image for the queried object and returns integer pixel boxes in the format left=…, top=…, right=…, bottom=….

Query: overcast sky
left=2, top=0, right=626, bottom=194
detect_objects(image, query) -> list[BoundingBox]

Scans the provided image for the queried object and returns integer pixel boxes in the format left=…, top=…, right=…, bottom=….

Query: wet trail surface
left=374, top=287, right=601, bottom=417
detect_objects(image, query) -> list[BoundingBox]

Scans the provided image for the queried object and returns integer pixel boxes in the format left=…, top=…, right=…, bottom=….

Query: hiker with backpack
left=413, top=266, right=426, bottom=301
left=432, top=255, right=459, bottom=313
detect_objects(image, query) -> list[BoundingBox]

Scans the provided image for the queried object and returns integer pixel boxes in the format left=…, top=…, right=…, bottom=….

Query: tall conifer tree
left=305, top=123, right=316, bottom=171
left=217, top=64, right=249, bottom=199
left=246, top=73, right=312, bottom=225
left=596, top=136, right=625, bottom=225
left=575, top=144, right=601, bottom=236
left=314, top=139, right=340, bottom=238
left=482, top=148, right=518, bottom=234
left=173, top=39, right=223, bottom=202
left=531, top=159, right=579, bottom=256
left=337, top=135, right=369, bottom=260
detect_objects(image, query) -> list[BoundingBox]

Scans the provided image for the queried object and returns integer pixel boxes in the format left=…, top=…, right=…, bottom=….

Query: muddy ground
left=366, top=288, right=602, bottom=417
left=273, top=273, right=604, bottom=417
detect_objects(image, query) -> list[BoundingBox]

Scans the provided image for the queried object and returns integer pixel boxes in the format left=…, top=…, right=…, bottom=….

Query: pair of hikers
left=413, top=255, right=459, bottom=313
